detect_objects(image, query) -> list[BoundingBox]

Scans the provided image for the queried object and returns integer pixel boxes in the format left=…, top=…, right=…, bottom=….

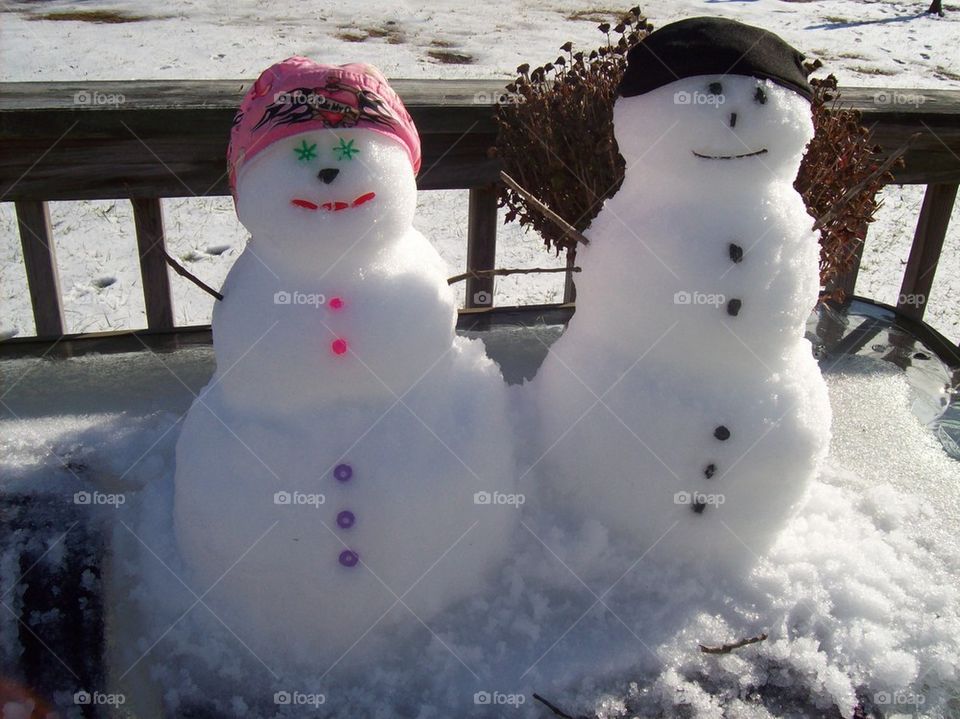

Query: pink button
left=329, top=297, right=344, bottom=311
left=331, top=338, right=348, bottom=355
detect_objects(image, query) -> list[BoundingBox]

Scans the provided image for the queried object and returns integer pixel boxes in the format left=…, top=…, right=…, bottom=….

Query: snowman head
left=228, top=58, right=421, bottom=269
left=614, top=17, right=813, bottom=187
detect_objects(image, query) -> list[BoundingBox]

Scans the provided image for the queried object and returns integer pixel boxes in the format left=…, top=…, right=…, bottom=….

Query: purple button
left=338, top=550, right=359, bottom=567
left=333, top=463, right=353, bottom=482
left=336, top=510, right=355, bottom=529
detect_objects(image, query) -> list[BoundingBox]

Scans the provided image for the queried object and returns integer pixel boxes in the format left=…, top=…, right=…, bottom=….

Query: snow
left=1, top=0, right=959, bottom=340
left=1, top=327, right=958, bottom=717
left=173, top=81, right=520, bottom=669
left=530, top=72, right=832, bottom=570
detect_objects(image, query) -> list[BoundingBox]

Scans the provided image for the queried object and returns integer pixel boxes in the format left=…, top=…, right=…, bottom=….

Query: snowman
left=531, top=18, right=831, bottom=571
left=173, top=59, right=518, bottom=668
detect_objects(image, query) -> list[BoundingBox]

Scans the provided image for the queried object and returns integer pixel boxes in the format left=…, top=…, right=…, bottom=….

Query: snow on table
left=0, top=302, right=958, bottom=717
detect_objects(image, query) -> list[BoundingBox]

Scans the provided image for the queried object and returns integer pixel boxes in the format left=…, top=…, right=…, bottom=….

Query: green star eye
left=294, top=140, right=318, bottom=162
left=334, top=138, right=360, bottom=161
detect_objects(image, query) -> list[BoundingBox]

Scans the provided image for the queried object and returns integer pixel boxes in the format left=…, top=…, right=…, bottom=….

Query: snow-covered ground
left=1, top=0, right=959, bottom=339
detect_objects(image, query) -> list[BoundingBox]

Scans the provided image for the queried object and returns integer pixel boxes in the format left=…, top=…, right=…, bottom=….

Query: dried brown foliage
left=495, top=16, right=898, bottom=296
left=796, top=73, right=900, bottom=300
left=494, top=8, right=651, bottom=263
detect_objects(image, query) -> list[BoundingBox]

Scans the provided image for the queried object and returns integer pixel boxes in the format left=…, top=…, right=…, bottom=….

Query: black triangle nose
left=318, top=168, right=339, bottom=184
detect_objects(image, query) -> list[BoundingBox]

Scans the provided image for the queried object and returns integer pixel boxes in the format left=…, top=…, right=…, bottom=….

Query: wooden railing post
left=562, top=247, right=578, bottom=304
left=131, top=198, right=174, bottom=330
left=465, top=185, right=498, bottom=309
left=897, top=182, right=959, bottom=321
left=828, top=238, right=866, bottom=300
left=14, top=200, right=64, bottom=336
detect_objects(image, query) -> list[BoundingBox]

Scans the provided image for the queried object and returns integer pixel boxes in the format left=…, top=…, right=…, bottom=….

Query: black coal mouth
left=692, top=148, right=769, bottom=160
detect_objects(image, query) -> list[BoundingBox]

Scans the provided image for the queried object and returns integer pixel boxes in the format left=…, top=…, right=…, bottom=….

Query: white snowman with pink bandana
left=173, top=58, right=518, bottom=667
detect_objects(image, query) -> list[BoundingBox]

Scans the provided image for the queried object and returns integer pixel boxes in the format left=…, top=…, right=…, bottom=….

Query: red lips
left=291, top=192, right=376, bottom=212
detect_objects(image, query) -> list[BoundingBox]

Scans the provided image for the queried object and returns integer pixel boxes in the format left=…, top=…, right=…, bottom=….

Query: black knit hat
left=618, top=17, right=812, bottom=101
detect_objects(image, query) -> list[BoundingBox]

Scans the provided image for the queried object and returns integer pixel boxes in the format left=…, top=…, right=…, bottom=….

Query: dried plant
left=796, top=73, right=901, bottom=300
left=496, top=16, right=899, bottom=298
left=494, top=7, right=651, bottom=266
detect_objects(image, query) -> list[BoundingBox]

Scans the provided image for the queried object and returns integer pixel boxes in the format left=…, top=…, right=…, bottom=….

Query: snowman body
left=533, top=76, right=831, bottom=569
left=174, top=129, right=518, bottom=666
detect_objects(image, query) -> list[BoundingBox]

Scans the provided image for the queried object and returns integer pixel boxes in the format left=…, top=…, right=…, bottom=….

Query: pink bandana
left=227, top=57, right=421, bottom=198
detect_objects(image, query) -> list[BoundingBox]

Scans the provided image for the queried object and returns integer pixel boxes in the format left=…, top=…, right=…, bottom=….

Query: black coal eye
left=754, top=86, right=767, bottom=104
left=708, top=82, right=723, bottom=95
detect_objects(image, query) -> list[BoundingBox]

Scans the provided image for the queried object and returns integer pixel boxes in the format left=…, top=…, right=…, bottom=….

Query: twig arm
left=699, top=632, right=768, bottom=654
left=500, top=171, right=591, bottom=246
left=812, top=134, right=916, bottom=231
left=163, top=251, right=224, bottom=301
left=447, top=266, right=580, bottom=285
left=532, top=693, right=583, bottom=719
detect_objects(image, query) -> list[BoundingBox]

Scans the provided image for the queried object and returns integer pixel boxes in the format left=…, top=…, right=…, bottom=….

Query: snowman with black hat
left=531, top=17, right=832, bottom=572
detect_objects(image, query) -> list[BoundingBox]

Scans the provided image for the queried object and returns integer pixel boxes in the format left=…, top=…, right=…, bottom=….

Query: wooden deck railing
left=1, top=81, right=959, bottom=341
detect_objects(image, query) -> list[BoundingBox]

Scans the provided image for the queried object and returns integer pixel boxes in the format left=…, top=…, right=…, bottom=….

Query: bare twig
left=812, top=134, right=917, bottom=231
left=163, top=251, right=224, bottom=301
left=447, top=266, right=581, bottom=285
left=500, top=171, right=591, bottom=246
left=699, top=632, right=768, bottom=654
left=532, top=693, right=588, bottom=719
